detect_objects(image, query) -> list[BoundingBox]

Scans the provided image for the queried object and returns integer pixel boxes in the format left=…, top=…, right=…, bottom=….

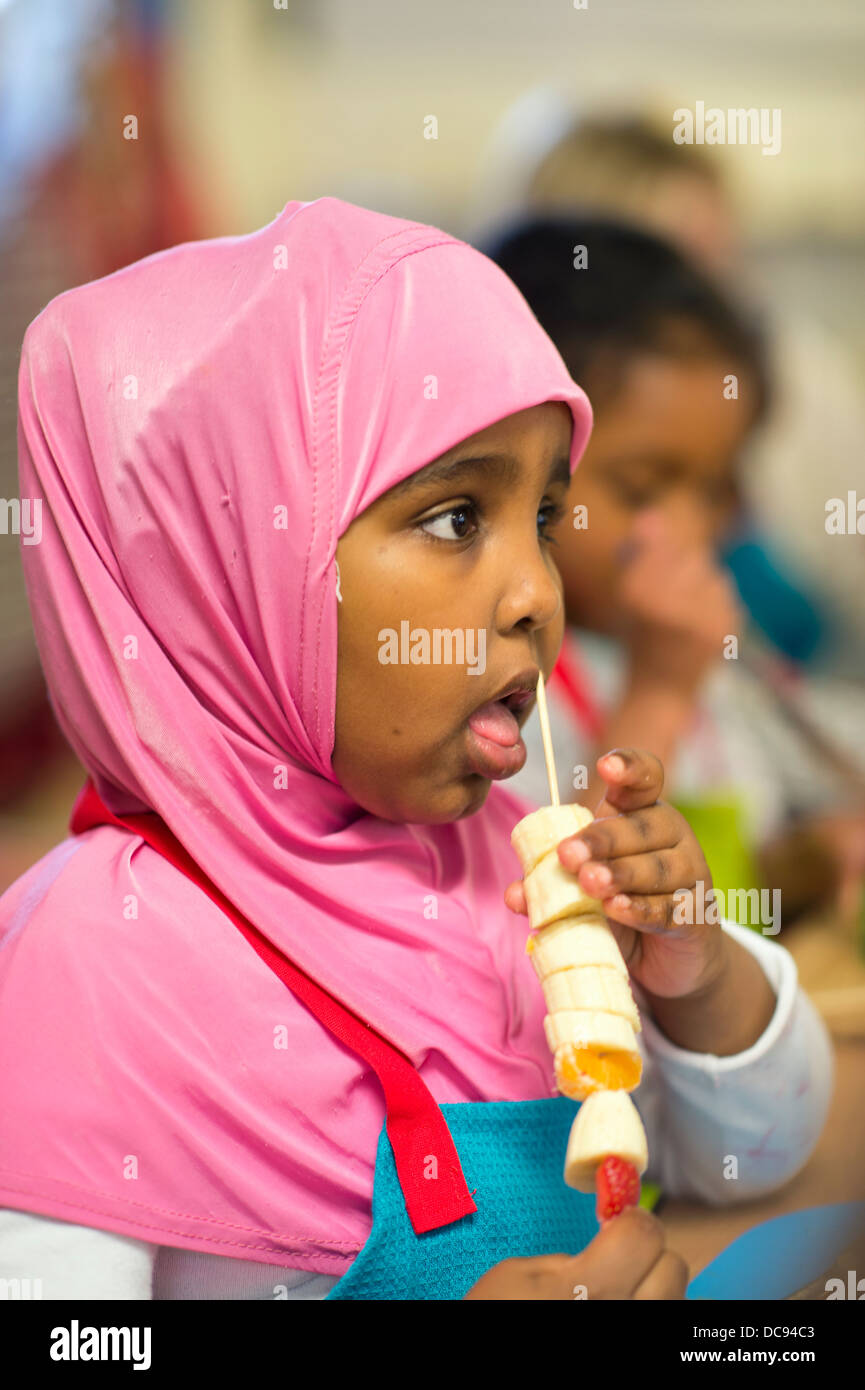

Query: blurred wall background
left=168, top=0, right=865, bottom=358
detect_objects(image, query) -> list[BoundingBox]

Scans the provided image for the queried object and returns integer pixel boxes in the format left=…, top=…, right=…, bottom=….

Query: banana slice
left=511, top=803, right=594, bottom=875
left=563, top=1090, right=648, bottom=1193
left=542, top=965, right=641, bottom=1031
left=524, top=849, right=604, bottom=929
left=543, top=1009, right=637, bottom=1054
left=528, top=915, right=629, bottom=980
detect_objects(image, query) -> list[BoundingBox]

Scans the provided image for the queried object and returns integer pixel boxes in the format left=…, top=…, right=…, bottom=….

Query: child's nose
left=495, top=546, right=562, bottom=635
left=660, top=490, right=715, bottom=550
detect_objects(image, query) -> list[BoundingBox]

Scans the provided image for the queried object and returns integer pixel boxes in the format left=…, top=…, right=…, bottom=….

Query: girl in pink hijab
left=0, top=198, right=831, bottom=1301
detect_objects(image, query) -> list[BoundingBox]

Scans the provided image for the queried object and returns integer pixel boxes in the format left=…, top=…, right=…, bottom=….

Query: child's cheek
left=333, top=603, right=473, bottom=820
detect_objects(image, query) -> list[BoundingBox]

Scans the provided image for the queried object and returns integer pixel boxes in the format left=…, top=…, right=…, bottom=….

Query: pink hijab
left=1, top=197, right=592, bottom=1274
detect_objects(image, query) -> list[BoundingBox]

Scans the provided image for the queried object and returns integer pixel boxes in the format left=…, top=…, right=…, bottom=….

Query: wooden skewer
left=535, top=670, right=560, bottom=807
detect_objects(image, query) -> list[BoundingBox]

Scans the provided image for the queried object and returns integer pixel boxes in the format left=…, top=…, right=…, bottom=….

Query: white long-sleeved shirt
left=0, top=920, right=833, bottom=1299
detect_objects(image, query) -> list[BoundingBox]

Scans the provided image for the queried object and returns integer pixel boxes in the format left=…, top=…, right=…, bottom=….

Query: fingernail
left=610, top=894, right=631, bottom=910
left=603, top=755, right=626, bottom=776
left=590, top=865, right=612, bottom=888
left=561, top=839, right=590, bottom=866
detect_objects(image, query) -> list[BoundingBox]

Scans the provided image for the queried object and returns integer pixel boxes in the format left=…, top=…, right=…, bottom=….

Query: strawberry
left=596, top=1154, right=640, bottom=1223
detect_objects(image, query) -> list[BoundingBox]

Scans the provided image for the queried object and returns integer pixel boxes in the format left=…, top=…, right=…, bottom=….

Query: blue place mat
left=687, top=1201, right=865, bottom=1299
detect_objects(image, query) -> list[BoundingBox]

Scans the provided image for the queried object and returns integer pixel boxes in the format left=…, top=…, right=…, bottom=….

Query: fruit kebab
left=511, top=671, right=648, bottom=1225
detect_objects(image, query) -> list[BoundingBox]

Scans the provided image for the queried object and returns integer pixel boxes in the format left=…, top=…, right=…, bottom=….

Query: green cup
left=670, top=794, right=764, bottom=934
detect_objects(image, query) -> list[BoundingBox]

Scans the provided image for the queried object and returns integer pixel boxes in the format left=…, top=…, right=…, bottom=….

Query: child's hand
left=618, top=510, right=740, bottom=695
left=506, top=748, right=727, bottom=1001
left=464, top=1207, right=688, bottom=1299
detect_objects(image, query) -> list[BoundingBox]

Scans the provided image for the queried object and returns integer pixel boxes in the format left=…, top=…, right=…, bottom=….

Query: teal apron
left=70, top=780, right=601, bottom=1300
left=327, top=1096, right=599, bottom=1300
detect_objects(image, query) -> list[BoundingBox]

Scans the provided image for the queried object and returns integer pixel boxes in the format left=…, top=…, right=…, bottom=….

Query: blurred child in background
left=519, top=111, right=865, bottom=682
left=486, top=215, right=865, bottom=925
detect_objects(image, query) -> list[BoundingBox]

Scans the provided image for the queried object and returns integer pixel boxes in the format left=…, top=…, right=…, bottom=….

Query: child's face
left=333, top=402, right=573, bottom=823
left=553, top=352, right=754, bottom=633
left=642, top=172, right=739, bottom=278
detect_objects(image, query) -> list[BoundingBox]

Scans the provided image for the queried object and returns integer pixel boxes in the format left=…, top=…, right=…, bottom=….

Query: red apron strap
left=69, top=780, right=477, bottom=1236
left=549, top=633, right=605, bottom=741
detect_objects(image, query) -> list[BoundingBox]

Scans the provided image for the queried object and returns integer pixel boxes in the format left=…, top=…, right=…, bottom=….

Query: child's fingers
left=504, top=879, right=528, bottom=915
left=594, top=749, right=664, bottom=813
left=604, top=892, right=689, bottom=933
left=557, top=804, right=682, bottom=872
left=565, top=1207, right=668, bottom=1299
left=633, top=1249, right=690, bottom=1300
left=574, top=849, right=683, bottom=901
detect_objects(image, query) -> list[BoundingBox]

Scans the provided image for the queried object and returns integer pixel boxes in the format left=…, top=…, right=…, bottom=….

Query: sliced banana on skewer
left=542, top=964, right=641, bottom=1031
left=524, top=848, right=605, bottom=928
left=526, top=913, right=630, bottom=978
left=564, top=1090, right=648, bottom=1193
left=511, top=802, right=594, bottom=875
left=512, top=796, right=647, bottom=1194
left=543, top=1008, right=637, bottom=1055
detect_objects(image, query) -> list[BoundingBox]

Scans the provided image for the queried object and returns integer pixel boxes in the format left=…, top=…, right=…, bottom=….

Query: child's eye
left=609, top=480, right=656, bottom=509
left=418, top=504, right=478, bottom=542
left=538, top=500, right=567, bottom=543
left=418, top=500, right=567, bottom=544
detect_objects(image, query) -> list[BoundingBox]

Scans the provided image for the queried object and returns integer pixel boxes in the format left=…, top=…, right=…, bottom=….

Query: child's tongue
left=466, top=698, right=526, bottom=779
left=467, top=699, right=519, bottom=747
